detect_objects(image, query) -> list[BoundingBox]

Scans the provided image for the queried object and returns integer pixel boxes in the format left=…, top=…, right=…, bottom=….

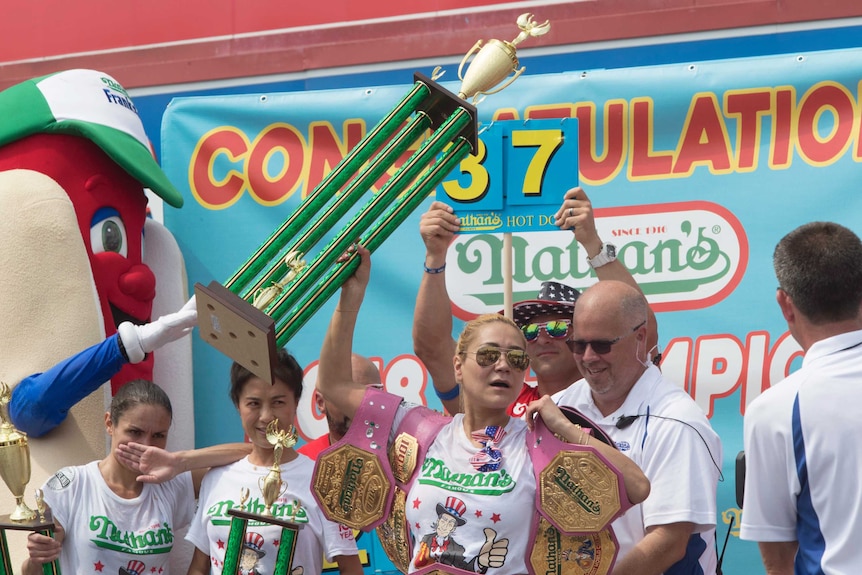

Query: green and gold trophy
left=0, top=382, right=59, bottom=575
left=195, top=13, right=551, bottom=383
left=222, top=420, right=302, bottom=575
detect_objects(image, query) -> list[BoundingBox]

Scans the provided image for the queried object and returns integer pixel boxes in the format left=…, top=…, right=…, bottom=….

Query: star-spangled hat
left=436, top=496, right=468, bottom=526
left=243, top=531, right=267, bottom=558
left=0, top=69, right=183, bottom=207
left=125, top=560, right=146, bottom=575
left=502, top=281, right=581, bottom=327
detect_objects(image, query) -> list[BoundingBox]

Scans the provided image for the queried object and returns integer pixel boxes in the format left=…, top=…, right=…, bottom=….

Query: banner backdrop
left=162, top=47, right=862, bottom=574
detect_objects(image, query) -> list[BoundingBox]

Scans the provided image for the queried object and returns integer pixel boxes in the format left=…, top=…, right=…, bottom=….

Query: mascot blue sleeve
left=11, top=335, right=127, bottom=437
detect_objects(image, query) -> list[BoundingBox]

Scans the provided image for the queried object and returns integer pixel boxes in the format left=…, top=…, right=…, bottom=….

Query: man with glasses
left=740, top=222, right=862, bottom=575
left=414, top=186, right=657, bottom=415
left=555, top=280, right=722, bottom=575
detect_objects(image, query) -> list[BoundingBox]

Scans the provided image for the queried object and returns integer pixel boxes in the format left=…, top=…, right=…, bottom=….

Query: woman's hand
left=116, top=442, right=181, bottom=483
left=525, top=395, right=651, bottom=505
left=26, top=523, right=64, bottom=563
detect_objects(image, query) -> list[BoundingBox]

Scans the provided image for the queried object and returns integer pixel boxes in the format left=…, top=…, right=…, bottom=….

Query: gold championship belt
left=313, top=443, right=391, bottom=530
left=376, top=489, right=411, bottom=573
left=538, top=450, right=623, bottom=534
left=530, top=516, right=618, bottom=575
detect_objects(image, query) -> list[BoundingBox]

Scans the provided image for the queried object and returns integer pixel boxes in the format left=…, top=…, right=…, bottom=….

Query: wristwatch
left=587, top=243, right=617, bottom=269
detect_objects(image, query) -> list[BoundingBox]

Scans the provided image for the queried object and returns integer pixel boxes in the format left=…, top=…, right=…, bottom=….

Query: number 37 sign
left=437, top=118, right=578, bottom=234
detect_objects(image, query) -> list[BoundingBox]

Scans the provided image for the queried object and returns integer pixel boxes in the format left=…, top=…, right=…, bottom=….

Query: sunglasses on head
left=466, top=346, right=531, bottom=371
left=567, top=320, right=646, bottom=355
left=521, top=319, right=571, bottom=342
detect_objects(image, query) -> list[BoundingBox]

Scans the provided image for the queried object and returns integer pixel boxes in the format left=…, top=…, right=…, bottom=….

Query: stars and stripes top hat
left=243, top=531, right=267, bottom=557
left=502, top=281, right=581, bottom=327
left=125, top=561, right=146, bottom=575
left=436, top=496, right=468, bottom=526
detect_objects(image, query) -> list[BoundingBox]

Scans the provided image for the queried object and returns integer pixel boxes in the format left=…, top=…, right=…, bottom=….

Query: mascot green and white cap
left=0, top=68, right=183, bottom=207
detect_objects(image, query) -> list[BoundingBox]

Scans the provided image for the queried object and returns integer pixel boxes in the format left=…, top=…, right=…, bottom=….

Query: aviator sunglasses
left=465, top=346, right=531, bottom=371
left=567, top=320, right=646, bottom=355
left=521, top=319, right=571, bottom=342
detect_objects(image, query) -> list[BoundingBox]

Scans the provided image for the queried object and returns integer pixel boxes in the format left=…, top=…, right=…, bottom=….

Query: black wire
left=616, top=413, right=725, bottom=482
left=716, top=514, right=734, bottom=575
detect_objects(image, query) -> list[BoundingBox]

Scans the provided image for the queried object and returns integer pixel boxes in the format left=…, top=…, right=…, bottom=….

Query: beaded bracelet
left=424, top=263, right=447, bottom=274
left=435, top=383, right=460, bottom=401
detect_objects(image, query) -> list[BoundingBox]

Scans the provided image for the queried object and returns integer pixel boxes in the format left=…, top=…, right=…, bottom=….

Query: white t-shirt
left=41, top=460, right=194, bottom=575
left=405, top=413, right=536, bottom=575
left=740, top=329, right=862, bottom=574
left=187, top=454, right=358, bottom=575
left=556, top=365, right=722, bottom=574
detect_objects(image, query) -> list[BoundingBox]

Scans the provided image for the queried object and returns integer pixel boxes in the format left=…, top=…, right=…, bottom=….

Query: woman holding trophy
left=315, top=246, right=651, bottom=574
left=185, top=349, right=362, bottom=575
left=22, top=379, right=251, bottom=574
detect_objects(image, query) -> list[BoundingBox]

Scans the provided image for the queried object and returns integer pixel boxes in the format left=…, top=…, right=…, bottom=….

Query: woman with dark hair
left=186, top=349, right=362, bottom=575
left=23, top=379, right=250, bottom=574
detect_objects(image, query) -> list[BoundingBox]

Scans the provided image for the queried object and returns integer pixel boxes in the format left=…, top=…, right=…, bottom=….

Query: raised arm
left=555, top=186, right=659, bottom=356
left=413, top=201, right=461, bottom=414
left=316, top=245, right=374, bottom=424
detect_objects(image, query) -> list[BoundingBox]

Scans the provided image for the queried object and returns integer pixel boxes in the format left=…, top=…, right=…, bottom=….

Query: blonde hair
left=455, top=314, right=526, bottom=356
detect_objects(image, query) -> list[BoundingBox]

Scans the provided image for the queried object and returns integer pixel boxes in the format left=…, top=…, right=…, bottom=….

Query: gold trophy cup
left=457, top=13, right=550, bottom=103
left=0, top=382, right=35, bottom=523
left=0, top=382, right=59, bottom=575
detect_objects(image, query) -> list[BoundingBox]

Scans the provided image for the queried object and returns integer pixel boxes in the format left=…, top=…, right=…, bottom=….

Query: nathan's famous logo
left=447, top=201, right=747, bottom=316
left=340, top=456, right=366, bottom=512
left=89, top=515, right=173, bottom=554
left=552, top=466, right=601, bottom=515
left=459, top=212, right=504, bottom=232
left=418, top=456, right=515, bottom=495
left=206, top=497, right=309, bottom=526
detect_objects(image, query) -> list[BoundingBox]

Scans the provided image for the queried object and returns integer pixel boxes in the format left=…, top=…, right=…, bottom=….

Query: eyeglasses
left=521, top=319, right=571, bottom=342
left=465, top=346, right=531, bottom=371
left=567, top=320, right=646, bottom=355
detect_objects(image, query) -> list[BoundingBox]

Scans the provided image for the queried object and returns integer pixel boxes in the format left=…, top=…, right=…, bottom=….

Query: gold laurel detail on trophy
left=0, top=381, right=36, bottom=522
left=34, top=488, right=46, bottom=523
left=238, top=486, right=250, bottom=511
left=258, top=419, right=297, bottom=516
left=529, top=516, right=617, bottom=575
left=512, top=13, right=551, bottom=46
left=313, top=443, right=390, bottom=530
left=539, top=450, right=621, bottom=534
left=252, top=251, right=308, bottom=310
left=376, top=489, right=410, bottom=573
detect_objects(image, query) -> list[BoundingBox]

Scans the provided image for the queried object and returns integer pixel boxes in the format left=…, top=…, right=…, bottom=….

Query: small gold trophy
left=258, top=420, right=297, bottom=516
left=0, top=382, right=59, bottom=575
left=457, top=13, right=551, bottom=103
left=222, top=419, right=301, bottom=575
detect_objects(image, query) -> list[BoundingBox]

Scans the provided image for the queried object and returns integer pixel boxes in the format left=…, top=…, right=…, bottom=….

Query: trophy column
left=195, top=72, right=478, bottom=385
left=0, top=383, right=59, bottom=575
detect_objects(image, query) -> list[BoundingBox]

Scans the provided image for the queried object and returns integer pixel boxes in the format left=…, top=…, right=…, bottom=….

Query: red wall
left=2, top=0, right=861, bottom=90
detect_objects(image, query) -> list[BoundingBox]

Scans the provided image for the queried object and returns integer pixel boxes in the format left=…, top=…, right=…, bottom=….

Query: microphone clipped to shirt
left=616, top=415, right=639, bottom=429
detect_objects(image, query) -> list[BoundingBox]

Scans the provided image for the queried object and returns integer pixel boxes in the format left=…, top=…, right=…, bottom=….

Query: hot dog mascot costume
left=0, top=69, right=196, bottom=565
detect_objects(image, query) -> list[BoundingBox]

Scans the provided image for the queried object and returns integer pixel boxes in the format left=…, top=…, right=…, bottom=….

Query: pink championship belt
left=311, top=387, right=401, bottom=531
left=525, top=408, right=630, bottom=575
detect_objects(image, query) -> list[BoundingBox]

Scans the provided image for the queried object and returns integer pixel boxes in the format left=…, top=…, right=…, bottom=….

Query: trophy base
left=0, top=512, right=54, bottom=531
left=195, top=281, right=279, bottom=385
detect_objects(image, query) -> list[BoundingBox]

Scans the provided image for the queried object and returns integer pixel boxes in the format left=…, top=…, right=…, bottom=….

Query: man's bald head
left=351, top=353, right=382, bottom=388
